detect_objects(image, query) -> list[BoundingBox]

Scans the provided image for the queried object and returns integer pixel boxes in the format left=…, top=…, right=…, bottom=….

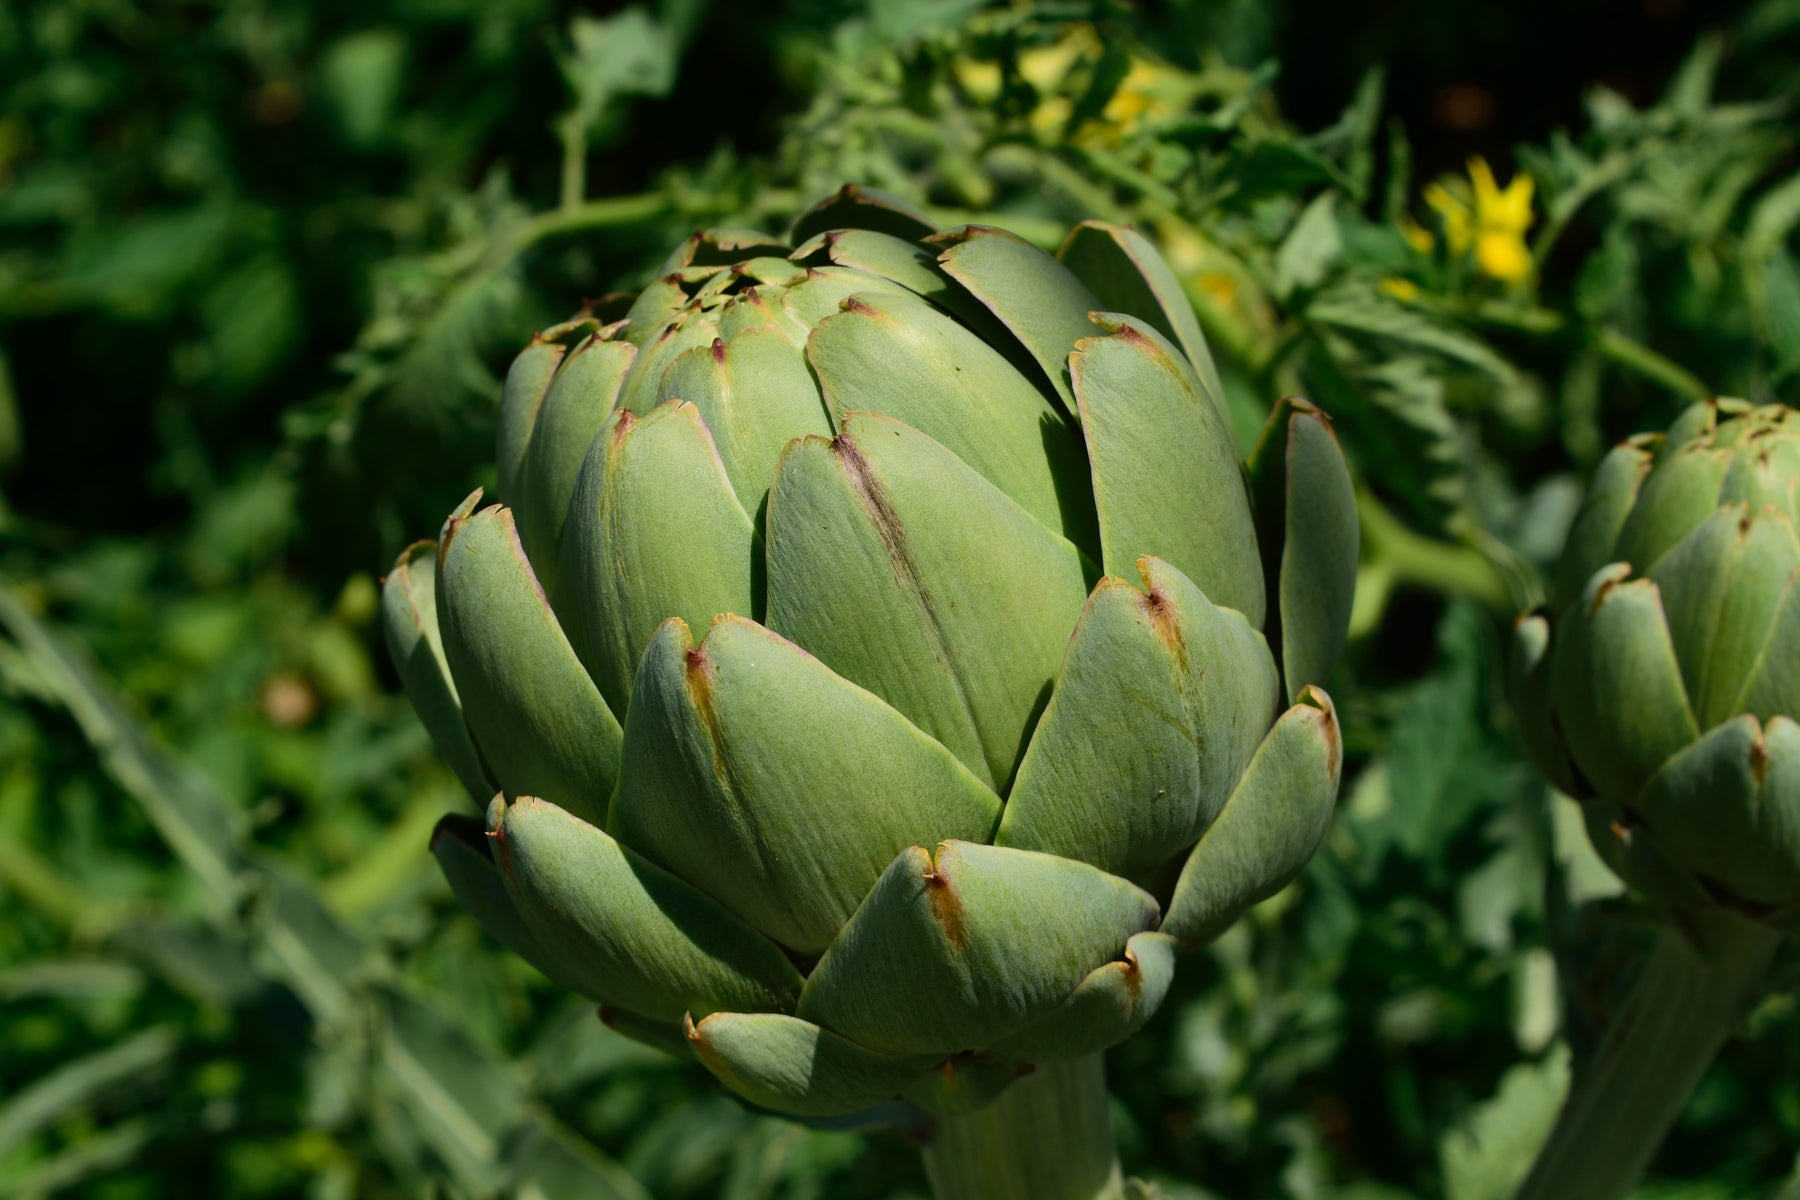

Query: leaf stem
left=1452, top=301, right=1709, bottom=400
left=1349, top=490, right=1520, bottom=638
left=920, top=1054, right=1125, bottom=1200
left=1516, top=913, right=1780, bottom=1200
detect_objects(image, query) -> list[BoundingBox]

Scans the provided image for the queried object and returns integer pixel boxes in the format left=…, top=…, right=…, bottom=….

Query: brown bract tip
left=684, top=647, right=723, bottom=749
left=1141, top=587, right=1188, bottom=668
left=485, top=819, right=515, bottom=879
left=1589, top=576, right=1621, bottom=617
left=1120, top=947, right=1143, bottom=1003
left=1751, top=731, right=1771, bottom=786
left=711, top=337, right=727, bottom=364
left=841, top=295, right=877, bottom=317
left=922, top=868, right=967, bottom=950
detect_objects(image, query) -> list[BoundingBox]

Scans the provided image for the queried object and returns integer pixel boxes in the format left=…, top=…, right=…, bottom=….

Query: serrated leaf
left=1440, top=1046, right=1569, bottom=1200
left=1308, top=287, right=1514, bottom=383
left=0, top=1026, right=179, bottom=1159
left=1274, top=193, right=1342, bottom=300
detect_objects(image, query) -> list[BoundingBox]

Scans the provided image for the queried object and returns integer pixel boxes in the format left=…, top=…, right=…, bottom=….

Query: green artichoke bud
left=1514, top=399, right=1800, bottom=931
left=384, top=186, right=1358, bottom=1119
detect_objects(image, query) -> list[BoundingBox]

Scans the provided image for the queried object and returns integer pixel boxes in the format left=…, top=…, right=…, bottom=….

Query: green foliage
left=3, top=0, right=1799, bottom=1197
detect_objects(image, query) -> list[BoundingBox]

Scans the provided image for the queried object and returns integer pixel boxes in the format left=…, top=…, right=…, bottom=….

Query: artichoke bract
left=1514, top=399, right=1800, bottom=931
left=383, top=186, right=1358, bottom=1119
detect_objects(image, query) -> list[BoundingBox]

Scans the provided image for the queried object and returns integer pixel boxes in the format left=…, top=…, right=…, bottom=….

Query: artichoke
left=1514, top=398, right=1800, bottom=930
left=383, top=186, right=1358, bottom=1122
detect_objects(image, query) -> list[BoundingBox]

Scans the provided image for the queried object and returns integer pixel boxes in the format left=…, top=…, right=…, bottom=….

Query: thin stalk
left=1348, top=490, right=1519, bottom=638
left=1450, top=300, right=1710, bottom=401
left=557, top=116, right=587, bottom=212
left=1517, top=914, right=1781, bottom=1200
left=921, top=1054, right=1124, bottom=1200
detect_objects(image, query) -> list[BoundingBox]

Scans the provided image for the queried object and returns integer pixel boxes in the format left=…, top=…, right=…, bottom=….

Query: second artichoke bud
left=1514, top=399, right=1800, bottom=930
left=383, top=185, right=1360, bottom=1119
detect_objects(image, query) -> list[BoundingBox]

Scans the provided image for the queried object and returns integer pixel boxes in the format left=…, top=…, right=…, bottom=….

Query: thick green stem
left=1517, top=915, right=1781, bottom=1200
left=920, top=1055, right=1124, bottom=1200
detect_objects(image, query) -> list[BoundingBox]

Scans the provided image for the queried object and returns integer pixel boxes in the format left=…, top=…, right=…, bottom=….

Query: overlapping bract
left=1514, top=399, right=1800, bottom=931
left=384, top=186, right=1358, bottom=1118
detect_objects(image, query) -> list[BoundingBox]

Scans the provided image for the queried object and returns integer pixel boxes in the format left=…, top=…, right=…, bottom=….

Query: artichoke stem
left=920, top=1054, right=1125, bottom=1200
left=1517, top=914, right=1781, bottom=1200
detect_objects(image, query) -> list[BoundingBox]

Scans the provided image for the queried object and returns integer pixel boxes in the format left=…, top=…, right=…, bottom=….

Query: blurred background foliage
left=4, top=0, right=1800, bottom=1196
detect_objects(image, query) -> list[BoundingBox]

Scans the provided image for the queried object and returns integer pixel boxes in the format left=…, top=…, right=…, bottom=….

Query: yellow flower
left=1419, top=157, right=1536, bottom=283
left=1475, top=230, right=1533, bottom=283
left=1197, top=271, right=1238, bottom=309
left=1467, top=157, right=1535, bottom=283
left=1029, top=96, right=1075, bottom=142
left=954, top=58, right=1004, bottom=106
left=1398, top=213, right=1434, bottom=255
left=1469, top=157, right=1533, bottom=236
left=1379, top=277, right=1422, bottom=302
left=1017, top=26, right=1101, bottom=93
left=1102, top=59, right=1182, bottom=127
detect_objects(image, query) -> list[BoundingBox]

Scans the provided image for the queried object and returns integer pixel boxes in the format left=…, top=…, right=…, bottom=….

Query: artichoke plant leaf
left=1247, top=396, right=1359, bottom=700
left=900, top=1053, right=1032, bottom=1117
left=497, top=338, right=569, bottom=512
left=598, top=1007, right=696, bottom=1061
left=1740, top=568, right=1800, bottom=721
left=765, top=412, right=1091, bottom=793
left=436, top=498, right=620, bottom=826
left=381, top=541, right=491, bottom=803
left=935, top=224, right=1104, bottom=415
left=1509, top=613, right=1586, bottom=798
left=1072, top=312, right=1265, bottom=627
left=1551, top=437, right=1657, bottom=608
left=616, top=312, right=719, bottom=415
left=800, top=228, right=1033, bottom=356
left=1163, top=687, right=1342, bottom=946
left=429, top=814, right=557, bottom=978
left=655, top=325, right=832, bottom=517
left=1056, top=221, right=1229, bottom=429
left=1612, top=445, right=1731, bottom=577
left=1650, top=506, right=1800, bottom=729
left=985, top=931, right=1177, bottom=1063
left=790, top=184, right=940, bottom=245
left=610, top=615, right=1002, bottom=957
left=685, top=1011, right=940, bottom=1117
left=490, top=795, right=804, bottom=1022
left=662, top=227, right=793, bottom=273
left=805, top=288, right=1094, bottom=549
left=1551, top=566, right=1700, bottom=800
left=557, top=401, right=758, bottom=719
left=795, top=841, right=1160, bottom=1056
left=998, top=557, right=1278, bottom=883
left=1635, top=715, right=1800, bottom=908
left=517, top=336, right=635, bottom=598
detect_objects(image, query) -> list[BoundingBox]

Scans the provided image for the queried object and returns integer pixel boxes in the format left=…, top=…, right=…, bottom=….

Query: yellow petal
left=1492, top=175, right=1536, bottom=234
left=954, top=59, right=1003, bottom=105
left=1029, top=96, right=1075, bottom=141
left=1468, top=157, right=1501, bottom=207
left=1476, top=231, right=1533, bottom=282
left=1468, top=157, right=1534, bottom=234
left=1198, top=271, right=1238, bottom=308
left=1398, top=214, right=1434, bottom=254
left=1379, top=277, right=1422, bottom=302
left=1018, top=26, right=1099, bottom=91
